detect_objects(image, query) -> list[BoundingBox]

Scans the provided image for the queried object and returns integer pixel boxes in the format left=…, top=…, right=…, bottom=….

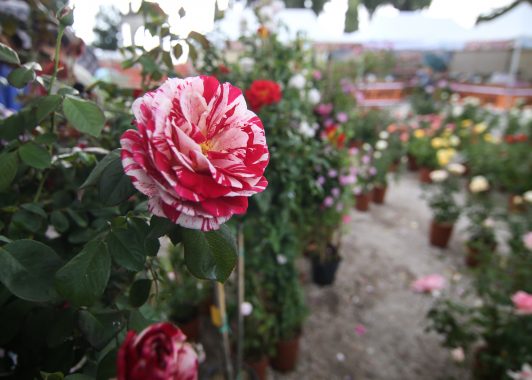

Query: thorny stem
left=48, top=25, right=65, bottom=95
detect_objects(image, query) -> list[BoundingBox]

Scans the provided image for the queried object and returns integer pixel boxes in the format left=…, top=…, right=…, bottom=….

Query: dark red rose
left=245, top=79, right=282, bottom=112
left=117, top=322, right=198, bottom=380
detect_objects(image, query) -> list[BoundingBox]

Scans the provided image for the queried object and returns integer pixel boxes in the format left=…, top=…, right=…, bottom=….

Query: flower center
left=200, top=141, right=211, bottom=155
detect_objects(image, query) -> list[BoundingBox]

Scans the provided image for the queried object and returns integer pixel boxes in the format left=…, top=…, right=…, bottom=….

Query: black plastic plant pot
left=311, top=253, right=341, bottom=286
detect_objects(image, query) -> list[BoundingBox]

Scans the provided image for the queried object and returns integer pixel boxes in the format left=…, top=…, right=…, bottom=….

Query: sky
left=71, top=0, right=515, bottom=44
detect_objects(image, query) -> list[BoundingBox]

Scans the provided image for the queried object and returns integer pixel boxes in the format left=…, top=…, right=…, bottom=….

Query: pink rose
left=117, top=322, right=198, bottom=380
left=512, top=291, right=532, bottom=315
left=411, top=274, right=446, bottom=293
left=323, top=196, right=334, bottom=208
left=523, top=232, right=532, bottom=251
left=120, top=76, right=269, bottom=231
left=354, top=324, right=367, bottom=336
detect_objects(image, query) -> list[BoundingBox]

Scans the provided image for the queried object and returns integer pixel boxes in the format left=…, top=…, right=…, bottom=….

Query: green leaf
left=40, top=372, right=64, bottom=380
left=0, top=240, right=62, bottom=302
left=54, top=240, right=111, bottom=306
left=65, top=209, right=88, bottom=228
left=106, top=218, right=159, bottom=271
left=78, top=311, right=124, bottom=349
left=129, top=279, right=152, bottom=307
left=147, top=215, right=176, bottom=239
left=173, top=43, right=183, bottom=59
left=34, top=95, right=63, bottom=123
left=34, top=133, right=58, bottom=144
left=62, top=96, right=105, bottom=137
left=98, top=156, right=135, bottom=206
left=0, top=43, right=20, bottom=65
left=19, top=142, right=52, bottom=169
left=80, top=149, right=120, bottom=189
left=96, top=349, right=117, bottom=380
left=187, top=42, right=198, bottom=61
left=50, top=210, right=70, bottom=233
left=182, top=225, right=237, bottom=281
left=7, top=66, right=35, bottom=88
left=65, top=375, right=93, bottom=380
left=188, top=31, right=210, bottom=49
left=0, top=152, right=18, bottom=191
left=21, top=203, right=47, bottom=218
left=12, top=209, right=43, bottom=232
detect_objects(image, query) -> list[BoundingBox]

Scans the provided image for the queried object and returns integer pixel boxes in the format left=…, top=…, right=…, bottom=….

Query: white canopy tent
left=314, top=11, right=467, bottom=51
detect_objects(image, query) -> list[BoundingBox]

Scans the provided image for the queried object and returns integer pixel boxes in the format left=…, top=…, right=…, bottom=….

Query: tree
left=390, top=0, right=432, bottom=11
left=344, top=0, right=359, bottom=33
left=282, top=0, right=328, bottom=15
left=92, top=5, right=121, bottom=50
left=477, top=0, right=532, bottom=23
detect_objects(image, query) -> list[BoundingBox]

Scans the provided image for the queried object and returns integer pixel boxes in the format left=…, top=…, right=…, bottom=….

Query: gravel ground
left=275, top=172, right=471, bottom=380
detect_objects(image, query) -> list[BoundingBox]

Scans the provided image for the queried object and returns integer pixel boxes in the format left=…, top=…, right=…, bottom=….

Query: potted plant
left=463, top=198, right=497, bottom=267
left=240, top=296, right=275, bottom=380
left=408, top=129, right=438, bottom=183
left=371, top=135, right=394, bottom=204
left=352, top=145, right=375, bottom=211
left=270, top=265, right=308, bottom=373
left=427, top=213, right=532, bottom=380
left=424, top=169, right=461, bottom=248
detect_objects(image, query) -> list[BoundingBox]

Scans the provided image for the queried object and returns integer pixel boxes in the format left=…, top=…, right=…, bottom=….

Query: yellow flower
left=474, top=122, right=488, bottom=134
left=484, top=133, right=494, bottom=143
left=431, top=137, right=444, bottom=149
left=414, top=129, right=425, bottom=138
left=461, top=119, right=473, bottom=128
left=437, top=148, right=456, bottom=167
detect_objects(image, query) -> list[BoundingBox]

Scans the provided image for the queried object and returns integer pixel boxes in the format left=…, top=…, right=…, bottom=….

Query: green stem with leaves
left=48, top=24, right=65, bottom=95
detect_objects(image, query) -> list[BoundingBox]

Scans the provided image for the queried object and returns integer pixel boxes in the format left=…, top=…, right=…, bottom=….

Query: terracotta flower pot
left=508, top=194, right=525, bottom=213
left=465, top=242, right=496, bottom=268
left=177, top=315, right=200, bottom=342
left=355, top=192, right=370, bottom=212
left=245, top=355, right=269, bottom=380
left=429, top=220, right=454, bottom=248
left=407, top=154, right=419, bottom=171
left=419, top=167, right=432, bottom=184
left=372, top=185, right=387, bottom=204
left=270, top=336, right=300, bottom=373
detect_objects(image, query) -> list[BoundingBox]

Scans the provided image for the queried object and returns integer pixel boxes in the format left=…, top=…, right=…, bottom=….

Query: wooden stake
left=236, top=224, right=245, bottom=379
left=216, top=281, right=233, bottom=379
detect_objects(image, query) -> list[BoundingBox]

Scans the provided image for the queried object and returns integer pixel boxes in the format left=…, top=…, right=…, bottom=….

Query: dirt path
left=278, top=172, right=470, bottom=380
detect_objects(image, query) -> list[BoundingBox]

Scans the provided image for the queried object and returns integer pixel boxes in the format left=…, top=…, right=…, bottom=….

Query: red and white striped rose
left=120, top=76, right=269, bottom=231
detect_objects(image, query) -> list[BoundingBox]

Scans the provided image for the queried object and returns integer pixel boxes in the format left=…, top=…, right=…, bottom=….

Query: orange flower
left=257, top=25, right=269, bottom=38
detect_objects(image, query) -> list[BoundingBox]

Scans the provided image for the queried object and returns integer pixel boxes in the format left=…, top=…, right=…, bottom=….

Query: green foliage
left=0, top=4, right=234, bottom=378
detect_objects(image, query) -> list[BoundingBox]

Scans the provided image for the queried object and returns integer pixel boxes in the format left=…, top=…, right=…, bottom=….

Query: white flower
left=45, top=226, right=60, bottom=239
left=483, top=218, right=495, bottom=228
left=450, top=347, right=465, bottom=363
left=375, top=140, right=388, bottom=150
left=523, top=190, right=532, bottom=203
left=307, top=88, right=321, bottom=104
left=449, top=135, right=460, bottom=147
left=452, top=105, right=464, bottom=117
left=362, top=143, right=371, bottom=151
left=508, top=363, right=532, bottom=380
left=429, top=170, right=448, bottom=183
left=447, top=163, right=466, bottom=175
left=378, top=131, right=389, bottom=139
left=239, top=57, right=255, bottom=73
left=240, top=302, right=253, bottom=316
left=450, top=93, right=460, bottom=103
left=298, top=121, right=316, bottom=138
left=469, top=176, right=489, bottom=193
left=374, top=151, right=382, bottom=159
left=276, top=254, right=287, bottom=265
left=288, top=74, right=306, bottom=90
